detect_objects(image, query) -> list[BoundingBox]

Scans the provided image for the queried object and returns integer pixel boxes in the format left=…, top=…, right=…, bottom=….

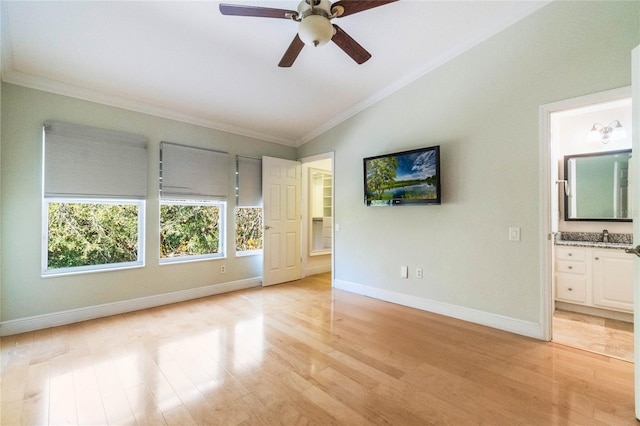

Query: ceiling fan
left=219, top=0, right=398, bottom=67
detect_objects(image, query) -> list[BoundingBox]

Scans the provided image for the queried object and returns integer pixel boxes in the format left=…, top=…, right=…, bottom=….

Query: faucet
left=603, top=229, right=609, bottom=243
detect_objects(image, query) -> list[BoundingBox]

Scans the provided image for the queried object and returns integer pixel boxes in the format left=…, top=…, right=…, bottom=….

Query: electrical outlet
left=401, top=265, right=408, bottom=279
left=220, top=264, right=226, bottom=273
left=416, top=268, right=423, bottom=279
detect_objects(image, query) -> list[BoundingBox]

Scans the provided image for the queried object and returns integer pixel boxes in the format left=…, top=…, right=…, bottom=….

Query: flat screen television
left=364, top=145, right=441, bottom=206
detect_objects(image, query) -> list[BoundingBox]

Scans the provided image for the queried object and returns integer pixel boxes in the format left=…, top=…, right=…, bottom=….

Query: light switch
left=401, top=265, right=408, bottom=279
left=509, top=227, right=521, bottom=241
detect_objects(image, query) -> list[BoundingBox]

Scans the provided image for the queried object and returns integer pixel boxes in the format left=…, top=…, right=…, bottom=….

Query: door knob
left=624, top=245, right=640, bottom=257
left=264, top=225, right=272, bottom=230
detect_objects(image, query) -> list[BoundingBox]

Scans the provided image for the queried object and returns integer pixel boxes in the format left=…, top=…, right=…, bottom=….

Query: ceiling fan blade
left=331, top=25, right=371, bottom=64
left=219, top=3, right=296, bottom=19
left=331, top=0, right=398, bottom=17
left=278, top=34, right=305, bottom=67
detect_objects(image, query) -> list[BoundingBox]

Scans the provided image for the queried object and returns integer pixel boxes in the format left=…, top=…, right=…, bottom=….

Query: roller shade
left=160, top=142, right=229, bottom=200
left=236, top=156, right=262, bottom=206
left=43, top=120, right=148, bottom=199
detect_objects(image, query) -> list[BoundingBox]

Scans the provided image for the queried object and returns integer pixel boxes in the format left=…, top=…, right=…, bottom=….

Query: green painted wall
left=297, top=1, right=640, bottom=324
left=0, top=83, right=295, bottom=321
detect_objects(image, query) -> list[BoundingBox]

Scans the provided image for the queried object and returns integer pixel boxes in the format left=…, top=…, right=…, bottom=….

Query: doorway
left=300, top=153, right=334, bottom=279
left=542, top=88, right=633, bottom=361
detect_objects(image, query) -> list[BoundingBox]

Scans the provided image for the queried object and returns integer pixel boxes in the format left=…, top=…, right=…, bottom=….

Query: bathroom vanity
left=555, top=232, right=633, bottom=316
left=554, top=148, right=634, bottom=319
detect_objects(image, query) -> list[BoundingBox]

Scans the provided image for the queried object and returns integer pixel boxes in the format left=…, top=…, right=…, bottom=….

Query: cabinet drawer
left=556, top=275, right=586, bottom=303
left=556, top=247, right=586, bottom=261
left=556, top=260, right=586, bottom=274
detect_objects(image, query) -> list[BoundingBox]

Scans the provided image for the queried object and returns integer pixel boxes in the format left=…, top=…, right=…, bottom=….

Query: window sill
left=236, top=250, right=263, bottom=258
left=159, top=254, right=226, bottom=266
left=42, top=262, right=145, bottom=278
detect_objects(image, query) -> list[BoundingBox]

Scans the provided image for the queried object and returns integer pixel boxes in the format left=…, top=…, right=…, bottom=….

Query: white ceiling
left=1, top=1, right=549, bottom=147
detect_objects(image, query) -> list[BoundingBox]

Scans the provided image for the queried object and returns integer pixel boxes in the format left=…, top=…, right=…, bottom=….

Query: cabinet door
left=592, top=250, right=633, bottom=312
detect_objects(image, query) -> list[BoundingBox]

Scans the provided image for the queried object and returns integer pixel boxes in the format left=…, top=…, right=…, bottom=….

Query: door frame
left=539, top=86, right=632, bottom=341
left=632, top=45, right=639, bottom=420
left=299, top=151, right=335, bottom=282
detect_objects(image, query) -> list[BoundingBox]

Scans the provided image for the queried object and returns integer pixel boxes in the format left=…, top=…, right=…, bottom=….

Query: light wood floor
left=553, top=309, right=634, bottom=362
left=1, top=273, right=637, bottom=425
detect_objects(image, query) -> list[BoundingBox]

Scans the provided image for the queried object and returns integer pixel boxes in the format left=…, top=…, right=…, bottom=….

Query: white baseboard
left=0, top=277, right=262, bottom=337
left=555, top=301, right=633, bottom=323
left=1, top=277, right=544, bottom=339
left=304, top=264, right=332, bottom=277
left=333, top=279, right=544, bottom=340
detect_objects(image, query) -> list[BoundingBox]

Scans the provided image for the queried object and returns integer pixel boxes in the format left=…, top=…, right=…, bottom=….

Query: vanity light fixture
left=587, top=120, right=627, bottom=144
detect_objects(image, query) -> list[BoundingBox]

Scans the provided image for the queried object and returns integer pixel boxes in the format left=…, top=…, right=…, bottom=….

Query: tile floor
left=553, top=309, right=634, bottom=362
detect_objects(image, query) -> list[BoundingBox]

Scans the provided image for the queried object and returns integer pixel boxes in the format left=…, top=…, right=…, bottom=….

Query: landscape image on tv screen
left=364, top=146, right=440, bottom=206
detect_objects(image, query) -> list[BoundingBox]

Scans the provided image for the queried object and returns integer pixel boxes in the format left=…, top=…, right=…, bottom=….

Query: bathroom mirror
left=564, top=149, right=632, bottom=221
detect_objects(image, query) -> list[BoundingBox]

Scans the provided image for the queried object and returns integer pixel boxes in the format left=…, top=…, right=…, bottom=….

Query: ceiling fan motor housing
left=219, top=0, right=398, bottom=66
left=298, top=0, right=332, bottom=18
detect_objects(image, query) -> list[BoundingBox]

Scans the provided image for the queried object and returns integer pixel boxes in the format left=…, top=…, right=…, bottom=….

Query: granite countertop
left=555, top=240, right=632, bottom=250
left=555, top=231, right=633, bottom=250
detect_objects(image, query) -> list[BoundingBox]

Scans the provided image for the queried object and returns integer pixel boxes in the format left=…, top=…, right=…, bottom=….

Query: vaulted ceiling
left=1, top=1, right=549, bottom=146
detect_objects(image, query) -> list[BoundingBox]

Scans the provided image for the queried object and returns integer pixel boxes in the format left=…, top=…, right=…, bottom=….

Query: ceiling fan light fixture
left=219, top=0, right=398, bottom=66
left=298, top=15, right=334, bottom=47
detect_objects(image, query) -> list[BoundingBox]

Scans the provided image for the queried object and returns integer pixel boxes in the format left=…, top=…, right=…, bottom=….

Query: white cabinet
left=322, top=216, right=332, bottom=250
left=592, top=249, right=634, bottom=312
left=555, top=247, right=587, bottom=304
left=322, top=175, right=332, bottom=218
left=554, top=246, right=633, bottom=313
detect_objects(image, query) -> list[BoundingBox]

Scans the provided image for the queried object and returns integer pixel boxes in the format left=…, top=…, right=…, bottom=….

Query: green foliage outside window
left=47, top=202, right=139, bottom=269
left=160, top=204, right=220, bottom=258
left=236, top=207, right=263, bottom=252
left=48, top=201, right=259, bottom=269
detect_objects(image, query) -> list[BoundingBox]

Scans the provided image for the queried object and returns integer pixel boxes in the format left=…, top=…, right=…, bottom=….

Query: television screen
left=364, top=145, right=440, bottom=206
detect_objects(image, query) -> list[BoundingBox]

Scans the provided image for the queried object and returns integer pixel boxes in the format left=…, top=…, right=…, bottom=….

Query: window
left=46, top=199, right=144, bottom=272
left=236, top=207, right=263, bottom=253
left=160, top=200, right=224, bottom=261
left=160, top=142, right=229, bottom=263
left=42, top=121, right=147, bottom=275
left=235, top=156, right=262, bottom=254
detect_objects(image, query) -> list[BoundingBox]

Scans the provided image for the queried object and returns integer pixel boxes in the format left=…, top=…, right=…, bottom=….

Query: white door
left=262, top=156, right=302, bottom=286
left=631, top=45, right=640, bottom=420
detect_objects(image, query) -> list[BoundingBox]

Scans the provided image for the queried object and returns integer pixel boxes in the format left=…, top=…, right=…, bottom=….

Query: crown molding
left=297, top=1, right=551, bottom=146
left=2, top=1, right=550, bottom=149
left=1, top=67, right=299, bottom=147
